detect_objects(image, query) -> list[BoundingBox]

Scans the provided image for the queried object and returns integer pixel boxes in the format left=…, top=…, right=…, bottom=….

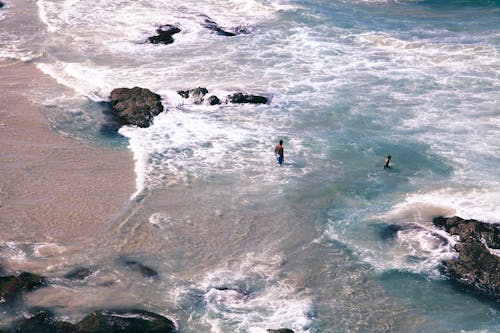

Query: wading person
left=384, top=154, right=391, bottom=169
left=275, top=140, right=284, bottom=166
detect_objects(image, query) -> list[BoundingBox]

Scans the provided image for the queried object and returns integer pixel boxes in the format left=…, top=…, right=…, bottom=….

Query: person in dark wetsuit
left=384, top=154, right=391, bottom=169
left=275, top=140, right=284, bottom=165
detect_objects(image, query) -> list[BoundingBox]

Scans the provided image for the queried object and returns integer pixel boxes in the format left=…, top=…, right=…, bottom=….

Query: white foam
left=177, top=253, right=313, bottom=333
left=387, top=188, right=500, bottom=224
left=119, top=103, right=287, bottom=198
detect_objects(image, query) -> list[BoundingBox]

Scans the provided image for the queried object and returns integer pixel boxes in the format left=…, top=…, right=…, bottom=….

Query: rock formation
left=0, top=272, right=47, bottom=305
left=433, top=216, right=499, bottom=299
left=177, top=87, right=268, bottom=105
left=109, top=87, right=164, bottom=128
left=148, top=25, right=181, bottom=45
left=10, top=309, right=177, bottom=333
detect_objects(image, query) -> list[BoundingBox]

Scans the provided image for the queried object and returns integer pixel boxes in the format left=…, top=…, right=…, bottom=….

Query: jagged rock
left=207, top=95, right=221, bottom=105
left=64, top=267, right=93, bottom=281
left=228, top=92, right=268, bottom=104
left=12, top=310, right=75, bottom=333
left=0, top=272, right=47, bottom=305
left=433, top=216, right=499, bottom=248
left=76, top=309, right=176, bottom=333
left=124, top=260, right=158, bottom=278
left=177, top=87, right=208, bottom=104
left=433, top=216, right=500, bottom=300
left=109, top=87, right=164, bottom=128
left=148, top=25, right=181, bottom=44
left=202, top=18, right=236, bottom=36
left=267, top=329, right=295, bottom=333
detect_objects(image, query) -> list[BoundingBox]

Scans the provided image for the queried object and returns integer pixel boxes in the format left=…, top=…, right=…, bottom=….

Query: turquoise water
left=2, top=0, right=500, bottom=331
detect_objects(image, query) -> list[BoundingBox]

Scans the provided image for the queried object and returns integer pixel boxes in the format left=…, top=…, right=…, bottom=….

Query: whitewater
left=1, top=0, right=499, bottom=331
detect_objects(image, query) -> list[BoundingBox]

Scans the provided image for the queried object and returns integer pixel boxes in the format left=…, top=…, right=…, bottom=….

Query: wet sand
left=0, top=62, right=135, bottom=244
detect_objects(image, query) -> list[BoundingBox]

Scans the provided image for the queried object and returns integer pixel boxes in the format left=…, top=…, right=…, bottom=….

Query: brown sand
left=0, top=62, right=135, bottom=244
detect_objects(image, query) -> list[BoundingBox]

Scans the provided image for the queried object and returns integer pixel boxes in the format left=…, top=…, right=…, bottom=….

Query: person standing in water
left=275, top=140, right=284, bottom=165
left=384, top=154, right=391, bottom=169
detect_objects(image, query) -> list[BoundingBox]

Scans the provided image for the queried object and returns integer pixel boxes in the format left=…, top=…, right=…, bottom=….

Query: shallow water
left=1, top=0, right=500, bottom=331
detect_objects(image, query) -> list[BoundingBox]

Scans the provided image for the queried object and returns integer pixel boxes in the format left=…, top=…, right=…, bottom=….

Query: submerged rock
left=124, top=260, right=158, bottom=278
left=433, top=216, right=500, bottom=300
left=76, top=309, right=176, bottom=333
left=267, top=329, right=295, bottom=333
left=12, top=310, right=75, bottom=333
left=148, top=25, right=181, bottom=45
left=228, top=92, right=268, bottom=104
left=64, top=267, right=93, bottom=281
left=0, top=2, right=4, bottom=9
left=0, top=272, right=47, bottom=305
left=109, top=87, right=164, bottom=128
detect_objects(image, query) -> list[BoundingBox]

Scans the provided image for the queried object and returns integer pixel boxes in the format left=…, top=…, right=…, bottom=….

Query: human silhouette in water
left=275, top=140, right=284, bottom=165
left=384, top=154, right=391, bottom=169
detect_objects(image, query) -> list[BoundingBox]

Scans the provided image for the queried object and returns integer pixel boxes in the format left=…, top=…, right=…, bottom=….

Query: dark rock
left=12, top=310, right=75, bottom=333
left=202, top=18, right=236, bottom=36
left=125, top=260, right=158, bottom=278
left=0, top=272, right=47, bottom=305
left=0, top=2, right=4, bottom=9
left=76, top=309, right=176, bottom=333
left=177, top=90, right=190, bottom=99
left=433, top=216, right=500, bottom=300
left=177, top=87, right=209, bottom=104
left=267, top=329, right=295, bottom=333
left=433, top=216, right=499, bottom=249
left=372, top=223, right=404, bottom=240
left=64, top=267, right=93, bottom=281
left=148, top=25, right=181, bottom=45
left=207, top=95, right=221, bottom=105
left=109, top=87, right=164, bottom=128
left=228, top=92, right=268, bottom=104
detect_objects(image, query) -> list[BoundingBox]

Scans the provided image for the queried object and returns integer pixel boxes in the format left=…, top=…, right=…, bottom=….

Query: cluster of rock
left=0, top=264, right=296, bottom=332
left=146, top=16, right=249, bottom=45
left=177, top=87, right=268, bottom=105
left=10, top=309, right=177, bottom=333
left=432, top=216, right=500, bottom=300
left=201, top=17, right=250, bottom=37
left=0, top=260, right=178, bottom=332
left=106, top=86, right=268, bottom=128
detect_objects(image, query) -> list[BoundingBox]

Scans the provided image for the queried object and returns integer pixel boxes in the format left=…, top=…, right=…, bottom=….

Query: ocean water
left=1, top=0, right=500, bottom=332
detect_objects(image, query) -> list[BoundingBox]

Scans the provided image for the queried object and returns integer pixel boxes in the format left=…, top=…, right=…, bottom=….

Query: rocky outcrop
left=11, top=310, right=75, bottom=333
left=109, top=87, right=164, bottom=128
left=267, top=329, right=295, bottom=333
left=148, top=25, right=181, bottom=45
left=433, top=216, right=500, bottom=299
left=77, top=309, right=176, bottom=333
left=177, top=87, right=268, bottom=105
left=228, top=92, right=268, bottom=104
left=0, top=272, right=47, bottom=305
left=10, top=309, right=177, bottom=333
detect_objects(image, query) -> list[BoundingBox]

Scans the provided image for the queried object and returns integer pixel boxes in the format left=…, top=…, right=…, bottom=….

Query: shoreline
left=0, top=61, right=136, bottom=245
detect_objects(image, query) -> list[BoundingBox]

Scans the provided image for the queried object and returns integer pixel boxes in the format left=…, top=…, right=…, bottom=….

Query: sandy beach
left=0, top=62, right=135, bottom=245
